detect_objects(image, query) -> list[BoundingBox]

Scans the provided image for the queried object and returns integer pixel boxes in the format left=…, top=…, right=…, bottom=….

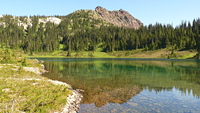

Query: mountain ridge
left=0, top=6, right=143, bottom=29
left=95, top=6, right=143, bottom=29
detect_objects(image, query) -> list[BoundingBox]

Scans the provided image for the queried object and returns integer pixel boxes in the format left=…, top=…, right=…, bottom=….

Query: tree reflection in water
left=41, top=58, right=200, bottom=108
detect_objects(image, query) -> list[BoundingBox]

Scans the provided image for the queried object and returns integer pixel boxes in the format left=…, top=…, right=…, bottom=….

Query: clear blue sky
left=1, top=0, right=200, bottom=27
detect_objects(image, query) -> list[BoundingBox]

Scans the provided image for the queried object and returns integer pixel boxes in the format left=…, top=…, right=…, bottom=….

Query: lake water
left=37, top=58, right=200, bottom=113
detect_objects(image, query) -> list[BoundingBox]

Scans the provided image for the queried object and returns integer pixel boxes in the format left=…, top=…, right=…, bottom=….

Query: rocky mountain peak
left=95, top=6, right=143, bottom=29
left=95, top=6, right=107, bottom=12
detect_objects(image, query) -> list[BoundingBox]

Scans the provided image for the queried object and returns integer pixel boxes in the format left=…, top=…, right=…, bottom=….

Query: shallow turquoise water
left=37, top=58, right=200, bottom=113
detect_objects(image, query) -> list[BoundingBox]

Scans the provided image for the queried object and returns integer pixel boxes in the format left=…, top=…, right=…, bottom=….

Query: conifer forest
left=0, top=11, right=200, bottom=58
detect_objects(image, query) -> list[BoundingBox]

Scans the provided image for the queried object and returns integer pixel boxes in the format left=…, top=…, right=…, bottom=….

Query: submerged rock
left=61, top=90, right=83, bottom=113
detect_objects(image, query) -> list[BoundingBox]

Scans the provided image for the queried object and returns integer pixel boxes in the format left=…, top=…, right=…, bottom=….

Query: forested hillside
left=0, top=8, right=200, bottom=58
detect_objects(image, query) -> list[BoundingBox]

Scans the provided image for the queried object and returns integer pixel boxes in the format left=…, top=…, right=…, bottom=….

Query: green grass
left=0, top=49, right=71, bottom=113
left=27, top=50, right=67, bottom=58
left=177, top=52, right=197, bottom=59
left=59, top=44, right=64, bottom=50
left=93, top=52, right=115, bottom=58
left=68, top=51, right=116, bottom=58
left=25, top=46, right=197, bottom=59
left=29, top=55, right=66, bottom=58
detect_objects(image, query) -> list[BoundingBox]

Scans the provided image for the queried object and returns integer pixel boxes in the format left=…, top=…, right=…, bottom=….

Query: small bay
left=36, top=58, right=200, bottom=113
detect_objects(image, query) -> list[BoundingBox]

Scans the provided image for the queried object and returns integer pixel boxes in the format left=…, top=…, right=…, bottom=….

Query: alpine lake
left=36, top=58, right=200, bottom=113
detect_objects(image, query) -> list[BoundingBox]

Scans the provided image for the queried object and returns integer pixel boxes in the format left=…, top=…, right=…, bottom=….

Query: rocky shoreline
left=61, top=89, right=83, bottom=113
left=1, top=58, right=83, bottom=112
left=48, top=80, right=83, bottom=113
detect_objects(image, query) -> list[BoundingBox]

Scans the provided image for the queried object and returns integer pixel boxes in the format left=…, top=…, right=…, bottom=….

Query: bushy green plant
left=167, top=52, right=178, bottom=59
left=0, top=48, right=16, bottom=63
left=21, top=58, right=28, bottom=66
left=88, top=52, right=94, bottom=57
left=125, top=51, right=131, bottom=56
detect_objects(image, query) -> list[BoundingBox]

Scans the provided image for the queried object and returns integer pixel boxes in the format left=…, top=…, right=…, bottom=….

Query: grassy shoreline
left=0, top=50, right=72, bottom=112
left=27, top=49, right=197, bottom=59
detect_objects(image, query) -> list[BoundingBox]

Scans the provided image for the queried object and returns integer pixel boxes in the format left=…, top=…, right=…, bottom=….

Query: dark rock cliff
left=95, top=6, right=143, bottom=29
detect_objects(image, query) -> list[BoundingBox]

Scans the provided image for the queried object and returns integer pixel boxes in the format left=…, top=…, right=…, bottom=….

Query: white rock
left=23, top=67, right=41, bottom=75
left=2, top=88, right=11, bottom=93
left=48, top=80, right=72, bottom=89
left=0, top=22, right=6, bottom=27
left=39, top=17, right=61, bottom=25
left=22, top=78, right=41, bottom=81
left=46, top=17, right=61, bottom=24
left=15, top=17, right=32, bottom=29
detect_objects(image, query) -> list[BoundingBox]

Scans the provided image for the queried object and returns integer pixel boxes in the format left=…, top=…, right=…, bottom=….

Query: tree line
left=0, top=14, right=200, bottom=58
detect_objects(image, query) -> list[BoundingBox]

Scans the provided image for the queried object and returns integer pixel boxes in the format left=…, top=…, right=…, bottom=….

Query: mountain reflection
left=41, top=58, right=200, bottom=107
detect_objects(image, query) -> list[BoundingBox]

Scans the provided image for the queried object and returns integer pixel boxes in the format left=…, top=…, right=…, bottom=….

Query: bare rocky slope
left=95, top=6, right=143, bottom=29
left=0, top=6, right=143, bottom=29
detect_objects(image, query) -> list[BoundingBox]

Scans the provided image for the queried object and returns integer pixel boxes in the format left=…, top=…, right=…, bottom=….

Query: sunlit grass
left=177, top=52, right=197, bottom=59
left=0, top=49, right=71, bottom=112
left=0, top=64, right=71, bottom=113
left=26, top=47, right=197, bottom=59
